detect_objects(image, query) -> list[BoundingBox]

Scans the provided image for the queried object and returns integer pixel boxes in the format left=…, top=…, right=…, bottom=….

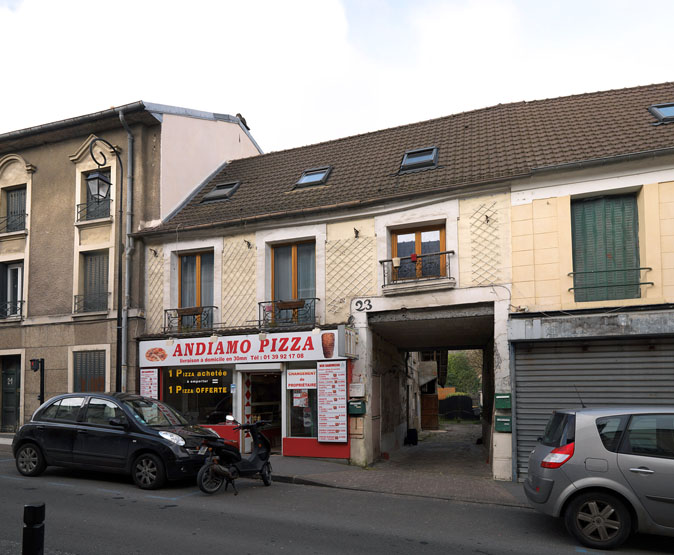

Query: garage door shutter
left=514, top=338, right=674, bottom=479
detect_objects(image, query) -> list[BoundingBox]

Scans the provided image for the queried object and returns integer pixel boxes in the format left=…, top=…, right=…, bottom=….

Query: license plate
left=198, top=446, right=208, bottom=455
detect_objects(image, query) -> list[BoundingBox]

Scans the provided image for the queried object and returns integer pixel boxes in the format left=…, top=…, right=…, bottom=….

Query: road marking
left=96, top=488, right=123, bottom=494
left=0, top=474, right=25, bottom=481
left=47, top=481, right=75, bottom=487
left=146, top=491, right=201, bottom=501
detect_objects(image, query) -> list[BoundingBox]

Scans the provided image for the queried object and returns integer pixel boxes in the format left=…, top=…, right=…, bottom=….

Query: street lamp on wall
left=85, top=170, right=112, bottom=201
left=88, top=138, right=124, bottom=392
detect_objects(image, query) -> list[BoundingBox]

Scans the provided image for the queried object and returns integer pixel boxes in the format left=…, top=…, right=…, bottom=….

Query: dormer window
left=648, top=103, right=674, bottom=124
left=400, top=147, right=438, bottom=172
left=295, top=167, right=331, bottom=188
left=201, top=181, right=240, bottom=202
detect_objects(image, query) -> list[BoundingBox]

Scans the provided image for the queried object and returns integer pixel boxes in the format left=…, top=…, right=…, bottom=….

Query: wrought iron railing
left=568, top=267, right=653, bottom=301
left=0, top=300, right=23, bottom=319
left=0, top=213, right=26, bottom=233
left=74, top=293, right=110, bottom=313
left=258, top=298, right=319, bottom=328
left=77, top=199, right=111, bottom=221
left=380, top=250, right=455, bottom=287
left=164, top=306, right=216, bottom=332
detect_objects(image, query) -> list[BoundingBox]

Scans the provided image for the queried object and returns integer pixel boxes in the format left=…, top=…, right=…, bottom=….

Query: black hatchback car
left=12, top=393, right=221, bottom=489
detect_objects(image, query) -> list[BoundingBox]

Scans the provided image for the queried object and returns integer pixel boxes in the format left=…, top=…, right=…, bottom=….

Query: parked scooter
left=197, top=415, right=272, bottom=495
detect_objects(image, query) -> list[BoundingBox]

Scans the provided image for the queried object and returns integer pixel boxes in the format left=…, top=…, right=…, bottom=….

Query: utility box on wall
left=495, top=416, right=512, bottom=433
left=348, top=400, right=366, bottom=415
left=495, top=393, right=511, bottom=409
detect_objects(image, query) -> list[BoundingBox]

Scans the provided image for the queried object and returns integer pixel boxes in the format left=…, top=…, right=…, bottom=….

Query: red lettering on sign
left=173, top=344, right=183, bottom=356
left=214, top=342, right=224, bottom=355
left=302, top=337, right=314, bottom=351
left=279, top=337, right=289, bottom=351
left=185, top=343, right=194, bottom=356
left=226, top=341, right=239, bottom=354
left=290, top=336, right=301, bottom=351
left=195, top=343, right=206, bottom=356
left=240, top=340, right=251, bottom=353
left=259, top=339, right=269, bottom=352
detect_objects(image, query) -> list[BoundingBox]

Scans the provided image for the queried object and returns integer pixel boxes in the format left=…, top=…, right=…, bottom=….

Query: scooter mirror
left=226, top=415, right=236, bottom=423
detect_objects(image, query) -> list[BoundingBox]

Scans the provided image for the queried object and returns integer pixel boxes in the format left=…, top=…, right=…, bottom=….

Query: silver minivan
left=524, top=407, right=674, bottom=550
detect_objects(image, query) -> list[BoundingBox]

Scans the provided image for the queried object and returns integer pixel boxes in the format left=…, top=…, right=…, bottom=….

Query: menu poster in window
left=140, top=368, right=158, bottom=398
left=317, top=360, right=347, bottom=442
left=293, top=389, right=309, bottom=407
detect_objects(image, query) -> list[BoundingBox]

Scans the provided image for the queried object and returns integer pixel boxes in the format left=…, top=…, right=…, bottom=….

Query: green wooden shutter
left=571, top=195, right=640, bottom=302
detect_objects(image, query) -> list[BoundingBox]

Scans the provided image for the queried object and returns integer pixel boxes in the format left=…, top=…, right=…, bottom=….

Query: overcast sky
left=1, top=0, right=673, bottom=153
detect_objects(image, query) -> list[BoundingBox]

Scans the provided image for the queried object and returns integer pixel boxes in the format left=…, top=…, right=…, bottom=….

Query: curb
left=272, top=473, right=531, bottom=509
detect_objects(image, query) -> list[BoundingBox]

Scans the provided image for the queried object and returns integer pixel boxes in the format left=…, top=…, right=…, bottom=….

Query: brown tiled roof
left=145, top=82, right=674, bottom=234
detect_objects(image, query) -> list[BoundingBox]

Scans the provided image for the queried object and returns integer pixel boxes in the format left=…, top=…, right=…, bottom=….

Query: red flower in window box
left=410, top=253, right=417, bottom=262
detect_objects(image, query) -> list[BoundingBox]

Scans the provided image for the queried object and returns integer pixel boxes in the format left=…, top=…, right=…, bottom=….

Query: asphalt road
left=0, top=445, right=672, bottom=554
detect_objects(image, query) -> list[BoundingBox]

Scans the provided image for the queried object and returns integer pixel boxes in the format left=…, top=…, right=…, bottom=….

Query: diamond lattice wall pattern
left=221, top=236, right=257, bottom=328
left=326, top=236, right=377, bottom=324
left=146, top=246, right=164, bottom=333
left=471, top=202, right=501, bottom=285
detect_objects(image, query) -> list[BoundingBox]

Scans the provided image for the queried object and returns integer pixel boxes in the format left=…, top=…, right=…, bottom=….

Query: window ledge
left=0, top=229, right=27, bottom=241
left=74, top=216, right=113, bottom=228
left=382, top=277, right=456, bottom=296
left=71, top=310, right=110, bottom=320
left=0, top=315, right=23, bottom=324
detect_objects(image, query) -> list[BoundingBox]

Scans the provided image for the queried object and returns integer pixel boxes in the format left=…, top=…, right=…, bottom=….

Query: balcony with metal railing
left=258, top=298, right=319, bottom=329
left=77, top=199, right=111, bottom=222
left=568, top=267, right=653, bottom=302
left=164, top=306, right=216, bottom=333
left=379, top=250, right=456, bottom=295
left=0, top=300, right=23, bottom=319
left=0, top=213, right=26, bottom=233
left=74, top=293, right=110, bottom=313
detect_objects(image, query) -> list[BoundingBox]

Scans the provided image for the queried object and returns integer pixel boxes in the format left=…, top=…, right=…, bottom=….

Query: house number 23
left=355, top=299, right=372, bottom=311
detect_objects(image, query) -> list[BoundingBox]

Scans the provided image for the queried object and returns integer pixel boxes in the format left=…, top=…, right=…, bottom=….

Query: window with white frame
left=0, top=261, right=23, bottom=318
left=1, top=185, right=26, bottom=233
left=75, top=250, right=109, bottom=313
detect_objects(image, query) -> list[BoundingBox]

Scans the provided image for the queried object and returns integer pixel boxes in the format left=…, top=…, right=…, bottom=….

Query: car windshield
left=122, top=398, right=188, bottom=427
left=541, top=412, right=575, bottom=447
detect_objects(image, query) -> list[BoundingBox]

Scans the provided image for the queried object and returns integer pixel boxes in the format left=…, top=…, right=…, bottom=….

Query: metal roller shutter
left=514, top=338, right=674, bottom=479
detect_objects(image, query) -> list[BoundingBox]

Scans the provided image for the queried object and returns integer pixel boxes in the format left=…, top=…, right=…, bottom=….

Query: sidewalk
left=270, top=427, right=528, bottom=508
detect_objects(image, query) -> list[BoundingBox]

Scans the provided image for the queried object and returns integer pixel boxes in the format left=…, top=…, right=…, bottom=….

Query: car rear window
left=541, top=412, right=576, bottom=447
left=596, top=415, right=627, bottom=452
left=40, top=397, right=85, bottom=422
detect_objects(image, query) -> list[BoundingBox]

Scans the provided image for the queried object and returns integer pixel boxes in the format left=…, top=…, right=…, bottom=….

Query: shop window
left=162, top=366, right=233, bottom=424
left=75, top=250, right=109, bottom=312
left=571, top=195, right=641, bottom=302
left=179, top=251, right=214, bottom=329
left=286, top=364, right=319, bottom=438
left=391, top=225, right=446, bottom=281
left=73, top=351, right=106, bottom=392
left=1, top=185, right=26, bottom=233
left=0, top=261, right=23, bottom=318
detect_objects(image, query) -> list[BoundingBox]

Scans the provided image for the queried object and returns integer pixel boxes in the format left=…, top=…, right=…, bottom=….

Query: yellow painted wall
left=459, top=192, right=511, bottom=287
left=511, top=182, right=671, bottom=311
left=79, top=224, right=112, bottom=246
left=145, top=245, right=164, bottom=333
left=221, top=233, right=257, bottom=327
left=325, top=218, right=377, bottom=324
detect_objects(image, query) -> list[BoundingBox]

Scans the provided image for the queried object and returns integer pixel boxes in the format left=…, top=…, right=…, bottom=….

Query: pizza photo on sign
left=145, top=347, right=168, bottom=362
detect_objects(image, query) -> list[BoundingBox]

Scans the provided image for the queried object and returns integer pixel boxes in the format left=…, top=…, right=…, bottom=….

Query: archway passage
left=367, top=303, right=495, bottom=476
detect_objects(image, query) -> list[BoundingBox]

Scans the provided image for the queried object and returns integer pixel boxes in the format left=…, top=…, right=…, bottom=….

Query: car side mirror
left=537, top=437, right=543, bottom=442
left=109, top=417, right=128, bottom=428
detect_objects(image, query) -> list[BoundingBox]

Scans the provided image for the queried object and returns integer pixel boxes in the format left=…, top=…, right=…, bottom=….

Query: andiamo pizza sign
left=140, top=330, right=341, bottom=367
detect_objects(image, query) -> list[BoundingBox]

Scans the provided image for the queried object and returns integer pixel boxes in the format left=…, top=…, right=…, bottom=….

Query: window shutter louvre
left=572, top=195, right=639, bottom=302
left=7, top=187, right=26, bottom=231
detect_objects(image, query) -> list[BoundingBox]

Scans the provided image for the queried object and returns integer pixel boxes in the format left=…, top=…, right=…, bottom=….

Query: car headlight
left=159, top=431, right=185, bottom=446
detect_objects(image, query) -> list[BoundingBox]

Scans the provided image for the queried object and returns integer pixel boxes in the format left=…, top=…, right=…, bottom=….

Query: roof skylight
left=648, top=103, right=674, bottom=124
left=201, top=181, right=240, bottom=202
left=400, top=147, right=438, bottom=172
left=295, top=166, right=331, bottom=188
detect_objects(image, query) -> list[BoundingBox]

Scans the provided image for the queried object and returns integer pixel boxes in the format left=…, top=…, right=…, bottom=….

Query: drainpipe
left=117, top=109, right=134, bottom=392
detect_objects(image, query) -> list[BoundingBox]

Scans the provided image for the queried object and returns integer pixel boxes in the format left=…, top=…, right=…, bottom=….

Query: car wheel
left=261, top=462, right=272, bottom=486
left=132, top=453, right=166, bottom=490
left=564, top=491, right=632, bottom=550
left=15, top=443, right=46, bottom=477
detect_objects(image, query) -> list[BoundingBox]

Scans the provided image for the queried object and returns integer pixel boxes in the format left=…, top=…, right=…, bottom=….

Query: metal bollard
left=22, top=503, right=45, bottom=555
